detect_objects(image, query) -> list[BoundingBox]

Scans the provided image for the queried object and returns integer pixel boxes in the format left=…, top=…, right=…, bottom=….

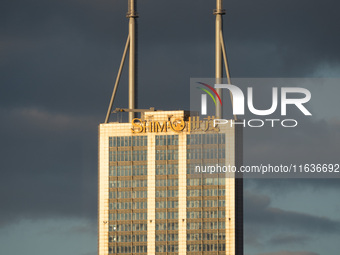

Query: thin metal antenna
left=104, top=0, right=138, bottom=123
left=220, top=30, right=237, bottom=120
left=127, top=0, right=138, bottom=122
left=214, top=0, right=225, bottom=119
left=219, top=31, right=230, bottom=85
left=105, top=35, right=130, bottom=123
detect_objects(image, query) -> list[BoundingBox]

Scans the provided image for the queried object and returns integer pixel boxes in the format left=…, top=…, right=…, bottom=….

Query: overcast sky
left=1, top=0, right=340, bottom=255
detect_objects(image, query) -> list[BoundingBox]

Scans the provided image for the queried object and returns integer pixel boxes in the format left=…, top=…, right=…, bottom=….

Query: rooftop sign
left=131, top=117, right=219, bottom=133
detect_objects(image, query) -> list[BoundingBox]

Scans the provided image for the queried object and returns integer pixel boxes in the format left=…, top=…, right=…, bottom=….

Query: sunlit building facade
left=98, top=110, right=243, bottom=255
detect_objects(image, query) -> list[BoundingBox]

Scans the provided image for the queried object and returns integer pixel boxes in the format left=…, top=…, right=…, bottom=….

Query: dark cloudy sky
left=1, top=0, right=340, bottom=255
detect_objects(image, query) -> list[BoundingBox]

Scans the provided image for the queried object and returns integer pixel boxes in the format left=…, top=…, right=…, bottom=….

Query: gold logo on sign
left=131, top=117, right=219, bottom=133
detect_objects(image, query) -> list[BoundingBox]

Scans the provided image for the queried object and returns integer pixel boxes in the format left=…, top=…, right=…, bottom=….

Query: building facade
left=98, top=110, right=243, bottom=255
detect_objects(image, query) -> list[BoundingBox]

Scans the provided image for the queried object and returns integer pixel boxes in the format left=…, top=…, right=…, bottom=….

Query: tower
left=98, top=1, right=243, bottom=255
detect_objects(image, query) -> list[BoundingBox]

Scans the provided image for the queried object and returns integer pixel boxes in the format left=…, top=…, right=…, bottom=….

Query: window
left=203, top=210, right=218, bottom=218
left=186, top=222, right=202, bottom=230
left=155, top=212, right=178, bottom=220
left=110, top=136, right=147, bottom=148
left=132, top=223, right=147, bottom=231
left=187, top=233, right=201, bottom=241
left=156, top=245, right=178, bottom=252
left=187, top=211, right=201, bottom=218
left=156, top=164, right=178, bottom=175
left=187, top=189, right=201, bottom=196
left=156, top=222, right=178, bottom=231
left=156, top=179, right=178, bottom=186
left=187, top=200, right=201, bottom=207
left=187, top=178, right=202, bottom=186
left=109, top=149, right=147, bottom=162
left=156, top=135, right=178, bottom=146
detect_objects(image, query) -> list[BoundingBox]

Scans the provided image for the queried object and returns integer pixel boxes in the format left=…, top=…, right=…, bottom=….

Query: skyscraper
left=99, top=0, right=243, bottom=254
left=98, top=111, right=243, bottom=254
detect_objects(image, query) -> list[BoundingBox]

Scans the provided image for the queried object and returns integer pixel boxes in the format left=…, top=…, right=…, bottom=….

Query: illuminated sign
left=131, top=117, right=219, bottom=133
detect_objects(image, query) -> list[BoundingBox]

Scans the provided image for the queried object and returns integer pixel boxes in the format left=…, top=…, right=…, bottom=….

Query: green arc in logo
left=196, top=87, right=217, bottom=106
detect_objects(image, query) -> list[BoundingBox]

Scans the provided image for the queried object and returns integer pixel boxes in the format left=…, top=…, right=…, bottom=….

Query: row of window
left=109, top=213, right=147, bottom=221
left=187, top=244, right=226, bottom=252
left=109, top=190, right=147, bottom=199
left=187, top=178, right=226, bottom=186
left=187, top=233, right=226, bottom=241
left=186, top=210, right=226, bottom=219
left=187, top=221, right=226, bottom=230
left=187, top=133, right=225, bottom=145
left=156, top=135, right=179, bottom=146
left=111, top=207, right=227, bottom=216
left=110, top=165, right=232, bottom=177
left=109, top=245, right=147, bottom=254
left=156, top=222, right=178, bottom=231
left=156, top=190, right=178, bottom=198
left=155, top=211, right=178, bottom=220
left=156, top=164, right=178, bottom=175
left=155, top=234, right=178, bottom=242
left=156, top=179, right=178, bottom=187
left=187, top=200, right=226, bottom=208
left=187, top=148, right=226, bottom=160
left=156, top=200, right=178, bottom=209
left=110, top=134, right=225, bottom=147
left=156, top=245, right=178, bottom=253
left=105, top=165, right=179, bottom=177
left=109, top=150, right=147, bottom=162
left=109, top=165, right=147, bottom=177
left=109, top=223, right=147, bottom=232
left=187, top=188, right=226, bottom=197
left=156, top=149, right=178, bottom=160
left=109, top=201, right=147, bottom=210
left=109, top=234, right=147, bottom=243
left=109, top=179, right=147, bottom=188
left=109, top=136, right=147, bottom=147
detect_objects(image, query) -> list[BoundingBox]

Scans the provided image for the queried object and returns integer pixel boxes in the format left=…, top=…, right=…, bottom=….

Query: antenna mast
left=104, top=0, right=138, bottom=123
left=127, top=0, right=138, bottom=122
left=214, top=0, right=225, bottom=119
